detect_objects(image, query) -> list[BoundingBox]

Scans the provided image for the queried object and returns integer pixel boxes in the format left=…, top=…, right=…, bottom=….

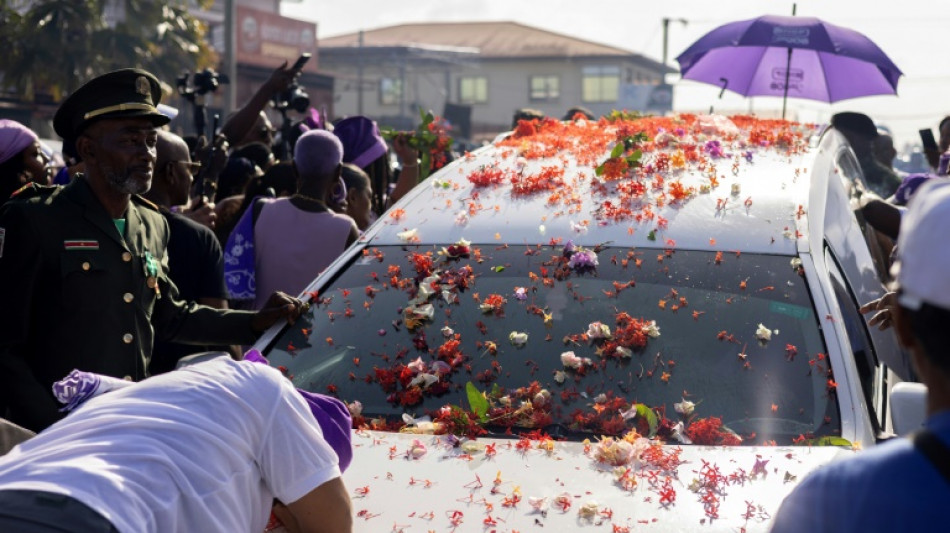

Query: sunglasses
left=170, top=161, right=202, bottom=176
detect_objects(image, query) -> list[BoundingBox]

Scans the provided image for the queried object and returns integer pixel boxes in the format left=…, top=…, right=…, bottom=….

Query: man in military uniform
left=0, top=69, right=304, bottom=432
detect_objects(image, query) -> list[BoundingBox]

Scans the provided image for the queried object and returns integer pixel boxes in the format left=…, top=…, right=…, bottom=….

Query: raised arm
left=219, top=61, right=301, bottom=146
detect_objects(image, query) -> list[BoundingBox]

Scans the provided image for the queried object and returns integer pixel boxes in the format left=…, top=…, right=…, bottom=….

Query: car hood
left=342, top=430, right=853, bottom=532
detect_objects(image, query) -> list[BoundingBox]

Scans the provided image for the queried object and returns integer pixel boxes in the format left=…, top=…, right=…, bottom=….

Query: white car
left=255, top=114, right=920, bottom=532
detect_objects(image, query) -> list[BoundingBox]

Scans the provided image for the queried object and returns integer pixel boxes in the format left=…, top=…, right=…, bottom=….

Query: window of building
left=582, top=66, right=620, bottom=103
left=379, top=78, right=402, bottom=106
left=529, top=75, right=560, bottom=101
left=459, top=76, right=488, bottom=104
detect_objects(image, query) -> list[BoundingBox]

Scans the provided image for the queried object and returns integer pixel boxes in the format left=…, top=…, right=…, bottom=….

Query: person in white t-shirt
left=0, top=357, right=352, bottom=533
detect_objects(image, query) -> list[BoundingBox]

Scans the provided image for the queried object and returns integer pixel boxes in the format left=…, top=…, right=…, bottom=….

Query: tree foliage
left=0, top=0, right=216, bottom=101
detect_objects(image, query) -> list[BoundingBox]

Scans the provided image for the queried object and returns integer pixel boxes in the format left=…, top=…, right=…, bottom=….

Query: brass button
left=122, top=333, right=133, bottom=344
left=122, top=375, right=132, bottom=381
left=122, top=252, right=132, bottom=262
left=81, top=262, right=90, bottom=271
left=123, top=292, right=134, bottom=303
left=146, top=277, right=157, bottom=289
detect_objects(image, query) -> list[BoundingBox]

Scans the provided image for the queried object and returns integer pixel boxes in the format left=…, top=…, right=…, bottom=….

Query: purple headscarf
left=244, top=350, right=353, bottom=472
left=0, top=119, right=38, bottom=165
left=333, top=116, right=387, bottom=169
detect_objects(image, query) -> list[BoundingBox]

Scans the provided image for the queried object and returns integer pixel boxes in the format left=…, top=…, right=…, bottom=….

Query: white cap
left=892, top=179, right=950, bottom=310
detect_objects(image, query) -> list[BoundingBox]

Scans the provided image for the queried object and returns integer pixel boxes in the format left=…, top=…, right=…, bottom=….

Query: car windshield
left=264, top=243, right=840, bottom=445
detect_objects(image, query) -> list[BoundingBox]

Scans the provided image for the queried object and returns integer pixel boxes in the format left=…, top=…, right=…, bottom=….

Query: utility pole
left=357, top=30, right=364, bottom=115
left=224, top=0, right=236, bottom=114
left=661, top=17, right=688, bottom=67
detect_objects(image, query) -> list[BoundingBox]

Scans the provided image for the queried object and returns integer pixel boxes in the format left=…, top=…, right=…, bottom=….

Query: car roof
left=364, top=114, right=822, bottom=256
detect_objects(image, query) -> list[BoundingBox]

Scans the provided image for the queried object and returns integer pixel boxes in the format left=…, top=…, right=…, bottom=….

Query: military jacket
left=0, top=177, right=258, bottom=431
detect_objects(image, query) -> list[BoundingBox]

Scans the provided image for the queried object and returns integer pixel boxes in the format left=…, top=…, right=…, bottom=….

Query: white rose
left=397, top=228, right=419, bottom=242
left=587, top=321, right=611, bottom=340
left=509, top=331, right=529, bottom=347
left=673, top=399, right=695, bottom=416
left=755, top=323, right=772, bottom=342
left=561, top=351, right=583, bottom=369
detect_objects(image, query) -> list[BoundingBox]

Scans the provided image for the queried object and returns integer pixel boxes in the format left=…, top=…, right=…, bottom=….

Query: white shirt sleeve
left=258, top=377, right=342, bottom=504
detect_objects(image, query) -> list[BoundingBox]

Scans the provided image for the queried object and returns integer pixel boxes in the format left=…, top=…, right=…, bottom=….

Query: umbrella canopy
left=675, top=15, right=902, bottom=108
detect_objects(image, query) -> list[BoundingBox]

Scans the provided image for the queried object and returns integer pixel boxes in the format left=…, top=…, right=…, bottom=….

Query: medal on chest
left=143, top=250, right=161, bottom=298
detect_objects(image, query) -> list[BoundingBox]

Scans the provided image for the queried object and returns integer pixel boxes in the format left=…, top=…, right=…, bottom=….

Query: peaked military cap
left=53, top=68, right=170, bottom=139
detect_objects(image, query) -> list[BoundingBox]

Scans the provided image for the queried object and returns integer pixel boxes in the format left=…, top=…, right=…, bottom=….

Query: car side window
left=825, top=246, right=885, bottom=432
left=836, top=149, right=867, bottom=197
left=836, top=150, right=891, bottom=282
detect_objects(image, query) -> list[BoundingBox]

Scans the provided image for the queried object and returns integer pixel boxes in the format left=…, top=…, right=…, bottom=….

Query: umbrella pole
left=782, top=47, right=792, bottom=120
left=782, top=3, right=797, bottom=120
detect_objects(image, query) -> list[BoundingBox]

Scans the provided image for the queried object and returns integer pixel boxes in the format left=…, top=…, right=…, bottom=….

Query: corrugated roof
left=320, top=21, right=644, bottom=59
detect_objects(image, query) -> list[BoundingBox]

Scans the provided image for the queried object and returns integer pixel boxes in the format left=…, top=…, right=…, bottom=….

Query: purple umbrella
left=675, top=15, right=902, bottom=118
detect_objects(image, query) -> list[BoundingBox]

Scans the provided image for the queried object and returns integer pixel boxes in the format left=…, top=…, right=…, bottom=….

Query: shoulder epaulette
left=131, top=194, right=160, bottom=211
left=9, top=182, right=58, bottom=200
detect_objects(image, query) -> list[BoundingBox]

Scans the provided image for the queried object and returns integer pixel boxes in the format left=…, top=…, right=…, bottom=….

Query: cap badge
left=135, top=76, right=152, bottom=101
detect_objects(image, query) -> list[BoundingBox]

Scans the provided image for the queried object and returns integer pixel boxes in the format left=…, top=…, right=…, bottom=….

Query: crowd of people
left=0, top=58, right=948, bottom=532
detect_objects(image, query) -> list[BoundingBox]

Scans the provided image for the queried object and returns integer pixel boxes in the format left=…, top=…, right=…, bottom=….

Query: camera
left=176, top=68, right=230, bottom=138
left=177, top=68, right=230, bottom=99
left=193, top=69, right=229, bottom=95
left=273, top=82, right=310, bottom=114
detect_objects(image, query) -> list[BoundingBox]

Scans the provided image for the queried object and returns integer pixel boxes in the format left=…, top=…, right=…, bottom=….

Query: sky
left=282, top=0, right=950, bottom=150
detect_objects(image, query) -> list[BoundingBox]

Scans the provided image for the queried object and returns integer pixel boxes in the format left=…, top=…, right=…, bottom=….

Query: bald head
left=156, top=130, right=190, bottom=170
left=148, top=130, right=193, bottom=207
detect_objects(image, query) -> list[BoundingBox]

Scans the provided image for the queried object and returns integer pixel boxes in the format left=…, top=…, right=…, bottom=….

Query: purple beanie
left=244, top=350, right=353, bottom=472
left=0, top=119, right=38, bottom=165
left=294, top=129, right=344, bottom=178
left=333, top=116, right=388, bottom=169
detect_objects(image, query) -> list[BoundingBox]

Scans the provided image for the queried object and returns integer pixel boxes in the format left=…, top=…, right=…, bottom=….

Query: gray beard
left=105, top=169, right=150, bottom=195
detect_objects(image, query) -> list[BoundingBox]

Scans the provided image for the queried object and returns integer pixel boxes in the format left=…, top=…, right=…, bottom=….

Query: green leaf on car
left=635, top=403, right=659, bottom=437
left=466, top=382, right=489, bottom=422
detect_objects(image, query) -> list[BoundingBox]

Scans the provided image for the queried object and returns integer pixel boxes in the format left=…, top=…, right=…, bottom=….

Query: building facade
left=319, top=22, right=675, bottom=140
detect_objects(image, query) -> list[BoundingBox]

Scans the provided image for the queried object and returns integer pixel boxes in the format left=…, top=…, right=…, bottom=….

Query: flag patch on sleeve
left=64, top=240, right=99, bottom=251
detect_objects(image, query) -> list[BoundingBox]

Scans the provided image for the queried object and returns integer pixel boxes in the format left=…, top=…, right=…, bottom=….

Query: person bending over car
left=0, top=356, right=353, bottom=533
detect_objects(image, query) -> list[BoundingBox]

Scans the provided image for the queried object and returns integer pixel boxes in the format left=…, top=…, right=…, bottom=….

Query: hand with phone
left=920, top=128, right=941, bottom=169
left=263, top=54, right=310, bottom=96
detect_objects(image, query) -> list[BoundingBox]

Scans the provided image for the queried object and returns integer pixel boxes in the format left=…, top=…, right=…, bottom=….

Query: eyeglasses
left=170, top=161, right=202, bottom=176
